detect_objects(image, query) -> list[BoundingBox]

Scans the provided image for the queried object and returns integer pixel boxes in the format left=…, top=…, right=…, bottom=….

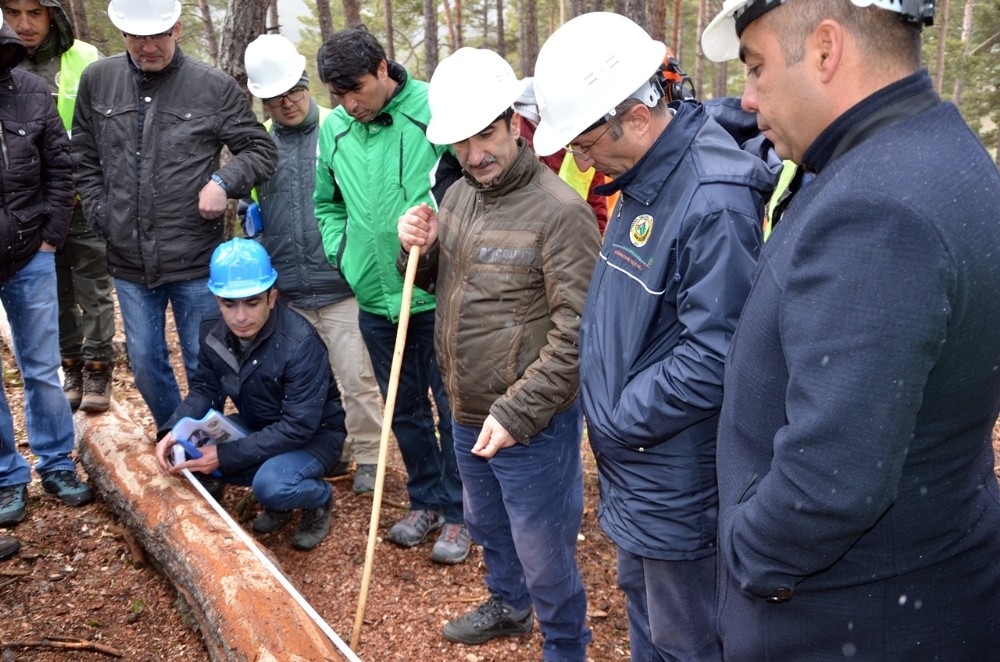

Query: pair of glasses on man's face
left=122, top=28, right=174, bottom=41
left=566, top=121, right=615, bottom=160
left=263, top=88, right=307, bottom=109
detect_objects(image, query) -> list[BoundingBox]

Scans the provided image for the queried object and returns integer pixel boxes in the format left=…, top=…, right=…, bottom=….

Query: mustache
left=466, top=155, right=498, bottom=169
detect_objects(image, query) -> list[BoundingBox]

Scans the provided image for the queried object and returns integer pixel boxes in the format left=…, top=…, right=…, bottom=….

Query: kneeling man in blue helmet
left=154, top=239, right=346, bottom=551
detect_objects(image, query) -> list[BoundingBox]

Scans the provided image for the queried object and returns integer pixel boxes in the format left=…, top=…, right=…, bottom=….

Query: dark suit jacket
left=716, top=70, right=1000, bottom=660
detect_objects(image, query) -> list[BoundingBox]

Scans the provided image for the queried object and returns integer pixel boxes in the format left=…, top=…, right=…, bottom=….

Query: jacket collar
left=128, top=45, right=184, bottom=84
left=802, top=70, right=938, bottom=174
left=272, top=98, right=320, bottom=136
left=595, top=102, right=696, bottom=205
left=461, top=137, right=537, bottom=197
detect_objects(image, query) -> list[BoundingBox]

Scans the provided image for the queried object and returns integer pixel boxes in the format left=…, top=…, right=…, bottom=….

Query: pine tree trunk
left=343, top=0, right=361, bottom=28
left=69, top=0, right=90, bottom=42
left=384, top=0, right=395, bottom=61
left=424, top=0, right=439, bottom=80
left=197, top=0, right=219, bottom=66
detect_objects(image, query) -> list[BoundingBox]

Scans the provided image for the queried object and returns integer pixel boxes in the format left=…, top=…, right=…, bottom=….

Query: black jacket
left=0, top=23, right=73, bottom=285
left=72, top=48, right=277, bottom=287
left=161, top=303, right=346, bottom=475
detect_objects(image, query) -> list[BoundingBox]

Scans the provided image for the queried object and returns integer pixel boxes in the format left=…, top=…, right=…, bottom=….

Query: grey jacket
left=255, top=101, right=352, bottom=309
left=71, top=48, right=277, bottom=287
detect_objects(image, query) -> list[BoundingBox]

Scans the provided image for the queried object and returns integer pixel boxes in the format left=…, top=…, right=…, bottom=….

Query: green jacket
left=314, top=62, right=458, bottom=323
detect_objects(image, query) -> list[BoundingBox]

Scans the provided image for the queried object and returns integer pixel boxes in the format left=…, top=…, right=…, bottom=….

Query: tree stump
left=75, top=403, right=354, bottom=662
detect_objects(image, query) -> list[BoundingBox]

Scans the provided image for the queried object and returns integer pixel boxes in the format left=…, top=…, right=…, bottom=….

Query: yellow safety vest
left=763, top=160, right=798, bottom=241
left=557, top=152, right=596, bottom=201
left=57, top=41, right=101, bottom=132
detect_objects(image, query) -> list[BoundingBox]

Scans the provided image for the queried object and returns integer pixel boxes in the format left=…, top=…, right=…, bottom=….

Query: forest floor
left=0, top=307, right=629, bottom=661
left=1, top=305, right=999, bottom=661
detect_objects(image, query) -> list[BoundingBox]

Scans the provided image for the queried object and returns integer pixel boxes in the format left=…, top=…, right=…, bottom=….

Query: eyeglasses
left=263, top=87, right=307, bottom=109
left=566, top=119, right=615, bottom=161
left=122, top=28, right=174, bottom=41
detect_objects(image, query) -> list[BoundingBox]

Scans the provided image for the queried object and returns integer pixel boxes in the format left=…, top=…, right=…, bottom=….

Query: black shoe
left=291, top=494, right=333, bottom=551
left=62, top=358, right=84, bottom=411
left=252, top=508, right=292, bottom=534
left=0, top=535, right=20, bottom=560
left=327, top=460, right=351, bottom=477
left=40, top=471, right=93, bottom=507
left=0, top=484, right=27, bottom=526
left=442, top=594, right=534, bottom=645
left=196, top=474, right=225, bottom=501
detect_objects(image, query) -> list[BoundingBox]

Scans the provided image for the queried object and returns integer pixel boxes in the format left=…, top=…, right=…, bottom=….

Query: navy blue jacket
left=581, top=100, right=779, bottom=560
left=162, top=302, right=346, bottom=474
left=717, top=71, right=1000, bottom=659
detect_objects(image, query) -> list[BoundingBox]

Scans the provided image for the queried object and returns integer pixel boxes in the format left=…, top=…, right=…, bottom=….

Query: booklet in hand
left=171, top=409, right=246, bottom=476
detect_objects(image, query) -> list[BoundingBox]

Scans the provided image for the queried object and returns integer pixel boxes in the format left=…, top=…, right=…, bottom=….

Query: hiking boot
left=388, top=509, right=443, bottom=548
left=80, top=360, right=113, bottom=413
left=40, top=470, right=93, bottom=507
left=62, top=358, right=83, bottom=411
left=0, top=484, right=28, bottom=526
left=291, top=494, right=333, bottom=551
left=431, top=522, right=471, bottom=565
left=352, top=464, right=376, bottom=495
left=252, top=508, right=292, bottom=534
left=0, top=535, right=20, bottom=561
left=442, top=594, right=534, bottom=645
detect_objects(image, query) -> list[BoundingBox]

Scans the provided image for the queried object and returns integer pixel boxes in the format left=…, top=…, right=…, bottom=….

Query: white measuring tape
left=178, top=463, right=362, bottom=662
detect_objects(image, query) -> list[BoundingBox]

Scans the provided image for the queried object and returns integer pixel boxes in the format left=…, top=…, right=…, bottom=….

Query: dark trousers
left=617, top=549, right=722, bottom=661
left=56, top=210, right=115, bottom=363
left=358, top=309, right=463, bottom=523
left=454, top=402, right=591, bottom=661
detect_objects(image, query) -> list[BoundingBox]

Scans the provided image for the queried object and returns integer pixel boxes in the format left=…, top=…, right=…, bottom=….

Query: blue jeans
left=454, top=402, right=591, bottom=661
left=220, top=449, right=332, bottom=512
left=617, top=549, right=722, bottom=662
left=0, top=251, right=77, bottom=485
left=114, top=277, right=216, bottom=428
left=358, top=309, right=463, bottom=523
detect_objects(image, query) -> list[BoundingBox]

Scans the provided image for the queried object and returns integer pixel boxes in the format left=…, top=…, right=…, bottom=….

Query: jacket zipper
left=0, top=122, right=9, bottom=169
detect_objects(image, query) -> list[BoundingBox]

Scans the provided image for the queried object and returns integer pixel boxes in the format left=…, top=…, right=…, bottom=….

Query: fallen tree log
left=76, top=403, right=354, bottom=662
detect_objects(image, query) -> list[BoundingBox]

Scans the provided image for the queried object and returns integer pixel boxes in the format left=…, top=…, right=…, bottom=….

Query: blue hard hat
left=208, top=238, right=278, bottom=298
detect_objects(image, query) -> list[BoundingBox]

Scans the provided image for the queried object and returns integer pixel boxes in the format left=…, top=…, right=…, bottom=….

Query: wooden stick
left=352, top=245, right=421, bottom=649
left=0, top=637, right=123, bottom=657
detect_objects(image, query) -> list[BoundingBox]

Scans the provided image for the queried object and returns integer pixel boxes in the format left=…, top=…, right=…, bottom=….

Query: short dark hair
left=316, top=24, right=386, bottom=92
left=769, top=0, right=921, bottom=70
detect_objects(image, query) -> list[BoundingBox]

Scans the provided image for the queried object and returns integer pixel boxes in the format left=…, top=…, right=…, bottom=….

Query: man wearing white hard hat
left=71, top=0, right=277, bottom=429
left=243, top=34, right=384, bottom=497
left=398, top=47, right=600, bottom=658
left=532, top=12, right=779, bottom=661
left=701, top=0, right=1000, bottom=658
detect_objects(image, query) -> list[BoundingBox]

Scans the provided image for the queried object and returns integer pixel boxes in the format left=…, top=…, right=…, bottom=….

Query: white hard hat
left=532, top=12, right=666, bottom=157
left=245, top=34, right=306, bottom=99
left=108, top=0, right=181, bottom=36
left=702, top=0, right=935, bottom=63
left=426, top=47, right=525, bottom=145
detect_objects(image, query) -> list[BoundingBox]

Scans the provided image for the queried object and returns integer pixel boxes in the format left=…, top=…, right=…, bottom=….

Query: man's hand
left=154, top=433, right=221, bottom=477
left=472, top=415, right=518, bottom=458
left=198, top=179, right=228, bottom=219
left=398, top=203, right=438, bottom=255
left=154, top=433, right=178, bottom=476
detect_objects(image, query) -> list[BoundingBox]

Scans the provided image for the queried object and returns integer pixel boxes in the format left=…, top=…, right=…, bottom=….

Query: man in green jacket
left=314, top=25, right=467, bottom=564
left=2, top=0, right=115, bottom=412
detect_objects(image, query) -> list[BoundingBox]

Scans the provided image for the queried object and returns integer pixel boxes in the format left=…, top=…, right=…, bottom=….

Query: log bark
left=75, top=405, right=352, bottom=662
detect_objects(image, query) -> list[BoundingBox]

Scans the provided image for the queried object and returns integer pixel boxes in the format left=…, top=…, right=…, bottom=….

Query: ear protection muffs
left=658, top=51, right=696, bottom=103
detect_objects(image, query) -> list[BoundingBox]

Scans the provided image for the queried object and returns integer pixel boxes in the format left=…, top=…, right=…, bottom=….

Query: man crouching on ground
left=153, top=239, right=346, bottom=551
